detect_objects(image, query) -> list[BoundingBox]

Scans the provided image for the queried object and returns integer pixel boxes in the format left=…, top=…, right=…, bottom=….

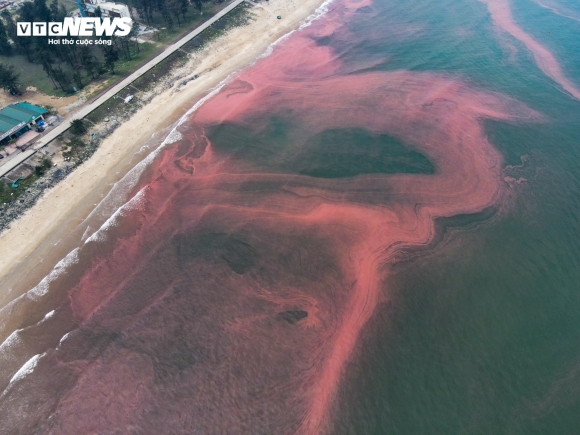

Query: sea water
left=1, top=0, right=580, bottom=433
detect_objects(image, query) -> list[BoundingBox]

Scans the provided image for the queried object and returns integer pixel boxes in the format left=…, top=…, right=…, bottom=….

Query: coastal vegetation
left=0, top=0, right=224, bottom=96
left=0, top=158, right=50, bottom=205
left=0, top=63, right=21, bottom=94
left=70, top=119, right=87, bottom=135
left=0, top=1, right=254, bottom=232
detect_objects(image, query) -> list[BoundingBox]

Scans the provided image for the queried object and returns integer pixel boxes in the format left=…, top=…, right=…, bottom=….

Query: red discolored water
left=0, top=1, right=541, bottom=434
left=479, top=0, right=580, bottom=101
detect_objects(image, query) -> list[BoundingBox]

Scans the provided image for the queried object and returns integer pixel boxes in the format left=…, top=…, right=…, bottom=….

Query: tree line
left=0, top=0, right=219, bottom=94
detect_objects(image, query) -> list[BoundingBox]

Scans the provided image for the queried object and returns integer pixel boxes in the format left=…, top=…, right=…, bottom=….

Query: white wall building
left=79, top=0, right=131, bottom=19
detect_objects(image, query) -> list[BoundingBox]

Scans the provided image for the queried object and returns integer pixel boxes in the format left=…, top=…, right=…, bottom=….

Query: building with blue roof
left=0, top=102, right=48, bottom=144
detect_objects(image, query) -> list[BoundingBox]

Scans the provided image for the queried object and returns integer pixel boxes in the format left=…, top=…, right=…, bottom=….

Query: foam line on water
left=0, top=248, right=80, bottom=336
left=0, top=330, right=21, bottom=354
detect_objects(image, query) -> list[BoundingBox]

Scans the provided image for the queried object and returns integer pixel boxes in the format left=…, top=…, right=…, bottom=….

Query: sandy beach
left=0, top=0, right=327, bottom=301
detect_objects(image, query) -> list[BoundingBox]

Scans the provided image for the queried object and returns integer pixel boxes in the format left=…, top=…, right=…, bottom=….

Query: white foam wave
left=0, top=249, right=79, bottom=340
left=81, top=226, right=91, bottom=241
left=300, top=0, right=336, bottom=30
left=164, top=129, right=183, bottom=145
left=9, top=353, right=43, bottom=385
left=0, top=248, right=80, bottom=327
left=30, top=248, right=80, bottom=300
left=59, top=332, right=70, bottom=345
left=0, top=330, right=21, bottom=354
left=256, top=0, right=336, bottom=62
left=81, top=78, right=231, bottom=246
left=85, top=188, right=147, bottom=245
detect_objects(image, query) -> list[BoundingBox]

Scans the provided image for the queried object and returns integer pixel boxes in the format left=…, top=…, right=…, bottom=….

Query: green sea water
left=326, top=0, right=580, bottom=432
left=208, top=122, right=434, bottom=177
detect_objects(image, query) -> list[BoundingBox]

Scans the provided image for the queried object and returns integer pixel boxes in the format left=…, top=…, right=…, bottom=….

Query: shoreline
left=0, top=0, right=328, bottom=303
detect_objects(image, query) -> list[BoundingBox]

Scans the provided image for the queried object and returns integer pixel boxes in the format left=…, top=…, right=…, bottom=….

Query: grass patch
left=0, top=41, right=159, bottom=97
left=61, top=135, right=100, bottom=166
left=109, top=41, right=159, bottom=77
left=84, top=81, right=141, bottom=124
left=1, top=54, right=66, bottom=96
left=0, top=173, right=38, bottom=204
left=143, top=3, right=223, bottom=45
left=182, top=3, right=253, bottom=53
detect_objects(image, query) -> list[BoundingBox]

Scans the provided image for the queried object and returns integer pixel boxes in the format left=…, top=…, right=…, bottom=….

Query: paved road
left=0, top=0, right=246, bottom=178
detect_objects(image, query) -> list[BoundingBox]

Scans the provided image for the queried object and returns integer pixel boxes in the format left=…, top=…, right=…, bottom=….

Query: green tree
left=15, top=3, right=35, bottom=60
left=161, top=6, right=173, bottom=28
left=0, top=19, right=12, bottom=56
left=179, top=0, right=188, bottom=19
left=80, top=47, right=101, bottom=79
left=70, top=119, right=87, bottom=135
left=0, top=11, right=16, bottom=41
left=133, top=0, right=154, bottom=23
left=32, top=0, right=52, bottom=22
left=52, top=66, right=74, bottom=93
left=102, top=44, right=119, bottom=73
left=0, top=63, right=21, bottom=94
left=37, top=50, right=60, bottom=89
left=49, top=0, right=67, bottom=22
left=127, top=24, right=139, bottom=54
left=72, top=70, right=84, bottom=90
left=34, top=157, right=52, bottom=176
left=167, top=0, right=185, bottom=25
left=113, top=35, right=131, bottom=61
left=49, top=0, right=59, bottom=20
